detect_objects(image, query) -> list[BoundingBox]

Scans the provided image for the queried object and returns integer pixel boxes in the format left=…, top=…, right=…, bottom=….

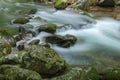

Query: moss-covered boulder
left=0, top=54, right=20, bottom=65
left=13, top=17, right=29, bottom=24
left=19, top=8, right=37, bottom=15
left=45, top=34, right=77, bottom=48
left=54, top=0, right=68, bottom=10
left=37, top=23, right=57, bottom=33
left=0, top=65, right=42, bottom=80
left=44, top=67, right=82, bottom=80
left=44, top=66, right=99, bottom=80
left=102, top=68, right=120, bottom=80
left=21, top=45, right=69, bottom=77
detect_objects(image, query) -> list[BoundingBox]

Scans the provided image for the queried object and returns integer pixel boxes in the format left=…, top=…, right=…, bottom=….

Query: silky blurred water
left=1, top=0, right=120, bottom=70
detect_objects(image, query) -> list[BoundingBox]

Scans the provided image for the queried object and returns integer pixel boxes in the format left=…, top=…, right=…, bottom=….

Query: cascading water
left=28, top=9, right=120, bottom=69
left=1, top=0, right=120, bottom=70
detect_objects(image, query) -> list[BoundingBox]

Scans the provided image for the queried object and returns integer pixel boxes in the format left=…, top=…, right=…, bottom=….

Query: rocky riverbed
left=0, top=0, right=120, bottom=80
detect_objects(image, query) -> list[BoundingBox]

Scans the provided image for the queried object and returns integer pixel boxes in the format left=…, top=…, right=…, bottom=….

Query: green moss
left=0, top=54, right=20, bottom=65
left=38, top=23, right=57, bottom=33
left=45, top=67, right=82, bottom=80
left=22, top=45, right=69, bottom=77
left=0, top=74, right=5, bottom=80
left=0, top=65, right=42, bottom=80
left=103, top=68, right=120, bottom=80
left=0, top=42, right=12, bottom=54
left=54, top=0, right=67, bottom=9
left=13, top=17, right=29, bottom=24
left=19, top=8, right=37, bottom=14
left=85, top=67, right=99, bottom=80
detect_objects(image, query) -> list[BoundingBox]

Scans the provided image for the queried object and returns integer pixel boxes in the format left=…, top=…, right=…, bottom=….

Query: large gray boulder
left=21, top=45, right=69, bottom=77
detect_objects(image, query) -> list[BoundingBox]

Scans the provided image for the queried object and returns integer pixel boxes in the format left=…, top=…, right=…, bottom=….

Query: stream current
left=1, top=0, right=120, bottom=70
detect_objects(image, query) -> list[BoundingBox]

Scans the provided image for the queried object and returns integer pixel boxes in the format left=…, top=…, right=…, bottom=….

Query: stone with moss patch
left=0, top=65, right=42, bottom=80
left=13, top=17, right=29, bottom=24
left=45, top=34, right=77, bottom=48
left=54, top=0, right=68, bottom=9
left=21, top=45, right=69, bottom=77
left=19, top=8, right=37, bottom=14
left=0, top=54, right=20, bottom=65
left=37, top=23, right=57, bottom=33
left=44, top=67, right=82, bottom=80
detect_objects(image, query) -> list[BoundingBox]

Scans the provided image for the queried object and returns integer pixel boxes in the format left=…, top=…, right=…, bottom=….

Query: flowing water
left=1, top=0, right=120, bottom=70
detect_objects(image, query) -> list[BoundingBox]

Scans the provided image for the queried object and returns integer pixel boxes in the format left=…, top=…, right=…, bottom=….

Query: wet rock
left=19, top=26, right=26, bottom=33
left=101, top=68, right=120, bottom=80
left=97, top=0, right=115, bottom=7
left=17, top=42, right=25, bottom=51
left=0, top=36, right=16, bottom=48
left=45, top=34, right=77, bottom=48
left=0, top=65, right=42, bottom=80
left=54, top=0, right=68, bottom=10
left=0, top=54, right=20, bottom=65
left=13, top=17, right=29, bottom=24
left=19, top=8, right=37, bottom=15
left=28, top=39, right=40, bottom=45
left=33, top=16, right=42, bottom=21
left=22, top=45, right=69, bottom=77
left=14, top=34, right=23, bottom=41
left=26, top=30, right=36, bottom=37
left=37, top=23, right=57, bottom=33
left=39, top=43, right=50, bottom=48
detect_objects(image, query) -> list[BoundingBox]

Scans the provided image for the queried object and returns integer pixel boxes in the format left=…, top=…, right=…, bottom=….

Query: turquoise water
left=1, top=0, right=120, bottom=70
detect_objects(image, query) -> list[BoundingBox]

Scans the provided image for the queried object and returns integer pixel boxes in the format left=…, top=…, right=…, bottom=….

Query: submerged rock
left=0, top=65, right=42, bottom=80
left=37, top=23, right=57, bottom=33
left=13, top=18, right=29, bottom=24
left=22, top=45, right=69, bottom=77
left=45, top=34, right=77, bottom=48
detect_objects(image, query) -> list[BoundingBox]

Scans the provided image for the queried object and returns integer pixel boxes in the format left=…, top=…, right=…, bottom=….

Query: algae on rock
left=21, top=45, right=69, bottom=77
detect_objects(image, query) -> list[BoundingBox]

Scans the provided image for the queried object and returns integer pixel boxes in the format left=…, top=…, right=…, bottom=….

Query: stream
left=1, top=0, right=120, bottom=70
